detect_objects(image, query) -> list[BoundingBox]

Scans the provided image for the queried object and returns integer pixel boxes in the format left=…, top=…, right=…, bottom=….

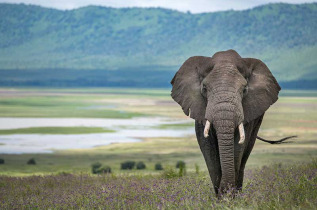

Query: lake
left=0, top=117, right=194, bottom=154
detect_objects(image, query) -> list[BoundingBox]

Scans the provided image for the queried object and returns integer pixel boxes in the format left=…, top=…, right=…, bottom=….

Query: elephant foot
left=216, top=183, right=239, bottom=199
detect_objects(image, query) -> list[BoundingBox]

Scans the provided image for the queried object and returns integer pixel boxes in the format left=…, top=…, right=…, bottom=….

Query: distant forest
left=0, top=68, right=316, bottom=89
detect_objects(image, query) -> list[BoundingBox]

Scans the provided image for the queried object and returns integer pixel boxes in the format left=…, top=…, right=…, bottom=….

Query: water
left=0, top=117, right=194, bottom=154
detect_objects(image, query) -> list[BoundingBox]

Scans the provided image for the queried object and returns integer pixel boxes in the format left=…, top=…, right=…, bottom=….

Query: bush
left=195, top=163, right=200, bottom=174
left=91, top=162, right=112, bottom=174
left=91, top=162, right=102, bottom=174
left=155, top=163, right=163, bottom=170
left=27, top=158, right=36, bottom=165
left=57, top=171, right=72, bottom=176
left=176, top=161, right=185, bottom=168
left=178, top=163, right=186, bottom=177
left=97, top=166, right=112, bottom=174
left=121, top=161, right=136, bottom=170
left=0, top=159, right=4, bottom=164
left=136, top=161, right=146, bottom=170
left=161, top=166, right=179, bottom=178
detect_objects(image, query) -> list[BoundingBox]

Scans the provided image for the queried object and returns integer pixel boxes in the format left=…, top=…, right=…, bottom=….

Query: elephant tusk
left=204, top=120, right=211, bottom=138
left=238, top=123, right=245, bottom=144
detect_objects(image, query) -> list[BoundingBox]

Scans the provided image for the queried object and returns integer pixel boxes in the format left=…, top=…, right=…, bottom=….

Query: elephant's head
left=171, top=50, right=280, bottom=192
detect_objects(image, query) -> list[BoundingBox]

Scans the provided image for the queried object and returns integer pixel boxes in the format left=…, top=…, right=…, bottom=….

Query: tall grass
left=0, top=160, right=316, bottom=209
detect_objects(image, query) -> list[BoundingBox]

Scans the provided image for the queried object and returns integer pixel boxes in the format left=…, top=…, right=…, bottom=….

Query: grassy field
left=0, top=159, right=316, bottom=209
left=0, top=88, right=316, bottom=209
left=0, top=127, right=114, bottom=135
left=0, top=88, right=316, bottom=176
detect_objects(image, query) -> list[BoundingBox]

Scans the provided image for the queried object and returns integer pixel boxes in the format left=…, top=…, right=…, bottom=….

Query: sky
left=1, top=0, right=316, bottom=13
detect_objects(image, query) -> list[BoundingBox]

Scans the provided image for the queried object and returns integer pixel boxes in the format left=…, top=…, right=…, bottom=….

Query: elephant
left=170, top=49, right=294, bottom=196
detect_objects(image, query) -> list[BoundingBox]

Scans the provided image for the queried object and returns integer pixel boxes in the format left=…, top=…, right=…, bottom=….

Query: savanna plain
left=0, top=88, right=316, bottom=209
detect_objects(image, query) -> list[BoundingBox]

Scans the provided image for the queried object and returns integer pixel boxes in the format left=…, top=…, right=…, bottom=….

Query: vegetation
left=92, top=162, right=112, bottom=174
left=0, top=93, right=144, bottom=118
left=195, top=163, right=200, bottom=174
left=155, top=163, right=163, bottom=170
left=0, top=127, right=114, bottom=135
left=0, top=68, right=176, bottom=88
left=178, top=164, right=186, bottom=177
left=161, top=166, right=180, bottom=178
left=176, top=160, right=186, bottom=168
left=91, top=162, right=102, bottom=174
left=0, top=159, right=4, bottom=164
left=0, top=160, right=315, bottom=209
left=27, top=158, right=36, bottom=165
left=136, top=161, right=146, bottom=170
left=0, top=3, right=316, bottom=88
left=98, top=166, right=112, bottom=174
left=121, top=161, right=136, bottom=170
left=0, top=88, right=316, bottom=176
left=0, top=88, right=315, bottom=208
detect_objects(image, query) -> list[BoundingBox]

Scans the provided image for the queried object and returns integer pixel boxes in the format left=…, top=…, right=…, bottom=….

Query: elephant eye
left=203, top=84, right=207, bottom=92
left=201, top=84, right=207, bottom=97
left=243, top=86, right=248, bottom=96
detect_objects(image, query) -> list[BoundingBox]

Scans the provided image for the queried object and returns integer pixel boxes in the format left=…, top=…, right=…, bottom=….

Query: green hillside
left=0, top=3, right=316, bottom=87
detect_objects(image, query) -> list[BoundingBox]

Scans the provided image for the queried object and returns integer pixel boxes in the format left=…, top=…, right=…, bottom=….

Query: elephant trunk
left=205, top=89, right=244, bottom=194
left=213, top=109, right=236, bottom=193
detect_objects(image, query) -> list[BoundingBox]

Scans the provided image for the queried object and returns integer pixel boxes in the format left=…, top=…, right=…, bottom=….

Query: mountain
left=0, top=3, right=316, bottom=88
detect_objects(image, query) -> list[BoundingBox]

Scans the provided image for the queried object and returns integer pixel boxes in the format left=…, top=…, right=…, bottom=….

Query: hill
left=0, top=3, right=316, bottom=88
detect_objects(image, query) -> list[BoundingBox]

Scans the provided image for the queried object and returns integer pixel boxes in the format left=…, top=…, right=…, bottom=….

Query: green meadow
left=0, top=127, right=114, bottom=135
left=0, top=88, right=316, bottom=176
left=1, top=160, right=316, bottom=209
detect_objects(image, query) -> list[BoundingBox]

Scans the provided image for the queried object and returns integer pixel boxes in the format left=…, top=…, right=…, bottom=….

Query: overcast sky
left=1, top=0, right=316, bottom=13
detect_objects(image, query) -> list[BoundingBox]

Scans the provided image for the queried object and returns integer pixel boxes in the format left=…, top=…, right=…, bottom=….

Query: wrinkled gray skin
left=171, top=50, right=280, bottom=196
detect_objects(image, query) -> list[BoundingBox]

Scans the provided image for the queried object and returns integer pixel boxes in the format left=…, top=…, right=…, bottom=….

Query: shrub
left=161, top=166, right=179, bottom=178
left=58, top=171, right=72, bottom=176
left=97, top=166, right=112, bottom=174
left=176, top=160, right=185, bottom=168
left=178, top=163, right=186, bottom=177
left=195, top=163, right=200, bottom=174
left=91, top=162, right=102, bottom=174
left=121, top=161, right=136, bottom=170
left=0, top=159, right=4, bottom=164
left=27, top=158, right=36, bottom=165
left=155, top=163, right=163, bottom=170
left=136, top=161, right=146, bottom=170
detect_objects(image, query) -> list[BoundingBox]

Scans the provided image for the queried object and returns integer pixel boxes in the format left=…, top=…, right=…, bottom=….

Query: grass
left=0, top=88, right=316, bottom=176
left=0, top=94, right=144, bottom=118
left=0, top=159, right=316, bottom=209
left=0, top=88, right=316, bottom=209
left=0, top=127, right=114, bottom=135
left=155, top=122, right=194, bottom=129
left=279, top=89, right=317, bottom=97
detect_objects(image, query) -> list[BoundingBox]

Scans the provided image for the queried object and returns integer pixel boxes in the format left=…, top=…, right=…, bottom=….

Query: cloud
left=1, top=0, right=316, bottom=13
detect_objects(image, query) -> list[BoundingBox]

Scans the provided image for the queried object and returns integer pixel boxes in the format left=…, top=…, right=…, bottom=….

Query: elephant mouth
left=204, top=120, right=245, bottom=144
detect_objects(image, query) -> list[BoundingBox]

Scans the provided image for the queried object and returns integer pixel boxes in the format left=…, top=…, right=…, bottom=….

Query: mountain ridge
left=0, top=3, right=316, bottom=87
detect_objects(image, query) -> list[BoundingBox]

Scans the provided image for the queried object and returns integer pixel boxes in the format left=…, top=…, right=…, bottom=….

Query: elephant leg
left=195, top=121, right=221, bottom=195
left=237, top=115, right=264, bottom=189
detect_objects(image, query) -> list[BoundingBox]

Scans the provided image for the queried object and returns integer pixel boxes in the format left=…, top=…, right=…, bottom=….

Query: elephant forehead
left=206, top=72, right=247, bottom=89
left=212, top=49, right=241, bottom=59
left=212, top=94, right=238, bottom=103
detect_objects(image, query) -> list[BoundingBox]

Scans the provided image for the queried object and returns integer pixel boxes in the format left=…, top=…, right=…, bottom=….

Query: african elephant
left=171, top=49, right=281, bottom=196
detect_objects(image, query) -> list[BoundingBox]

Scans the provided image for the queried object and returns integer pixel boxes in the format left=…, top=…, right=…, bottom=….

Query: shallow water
left=0, top=117, right=194, bottom=154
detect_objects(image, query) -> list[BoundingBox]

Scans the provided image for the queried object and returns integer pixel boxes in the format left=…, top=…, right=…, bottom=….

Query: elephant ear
left=242, top=58, right=281, bottom=123
left=171, top=56, right=213, bottom=122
